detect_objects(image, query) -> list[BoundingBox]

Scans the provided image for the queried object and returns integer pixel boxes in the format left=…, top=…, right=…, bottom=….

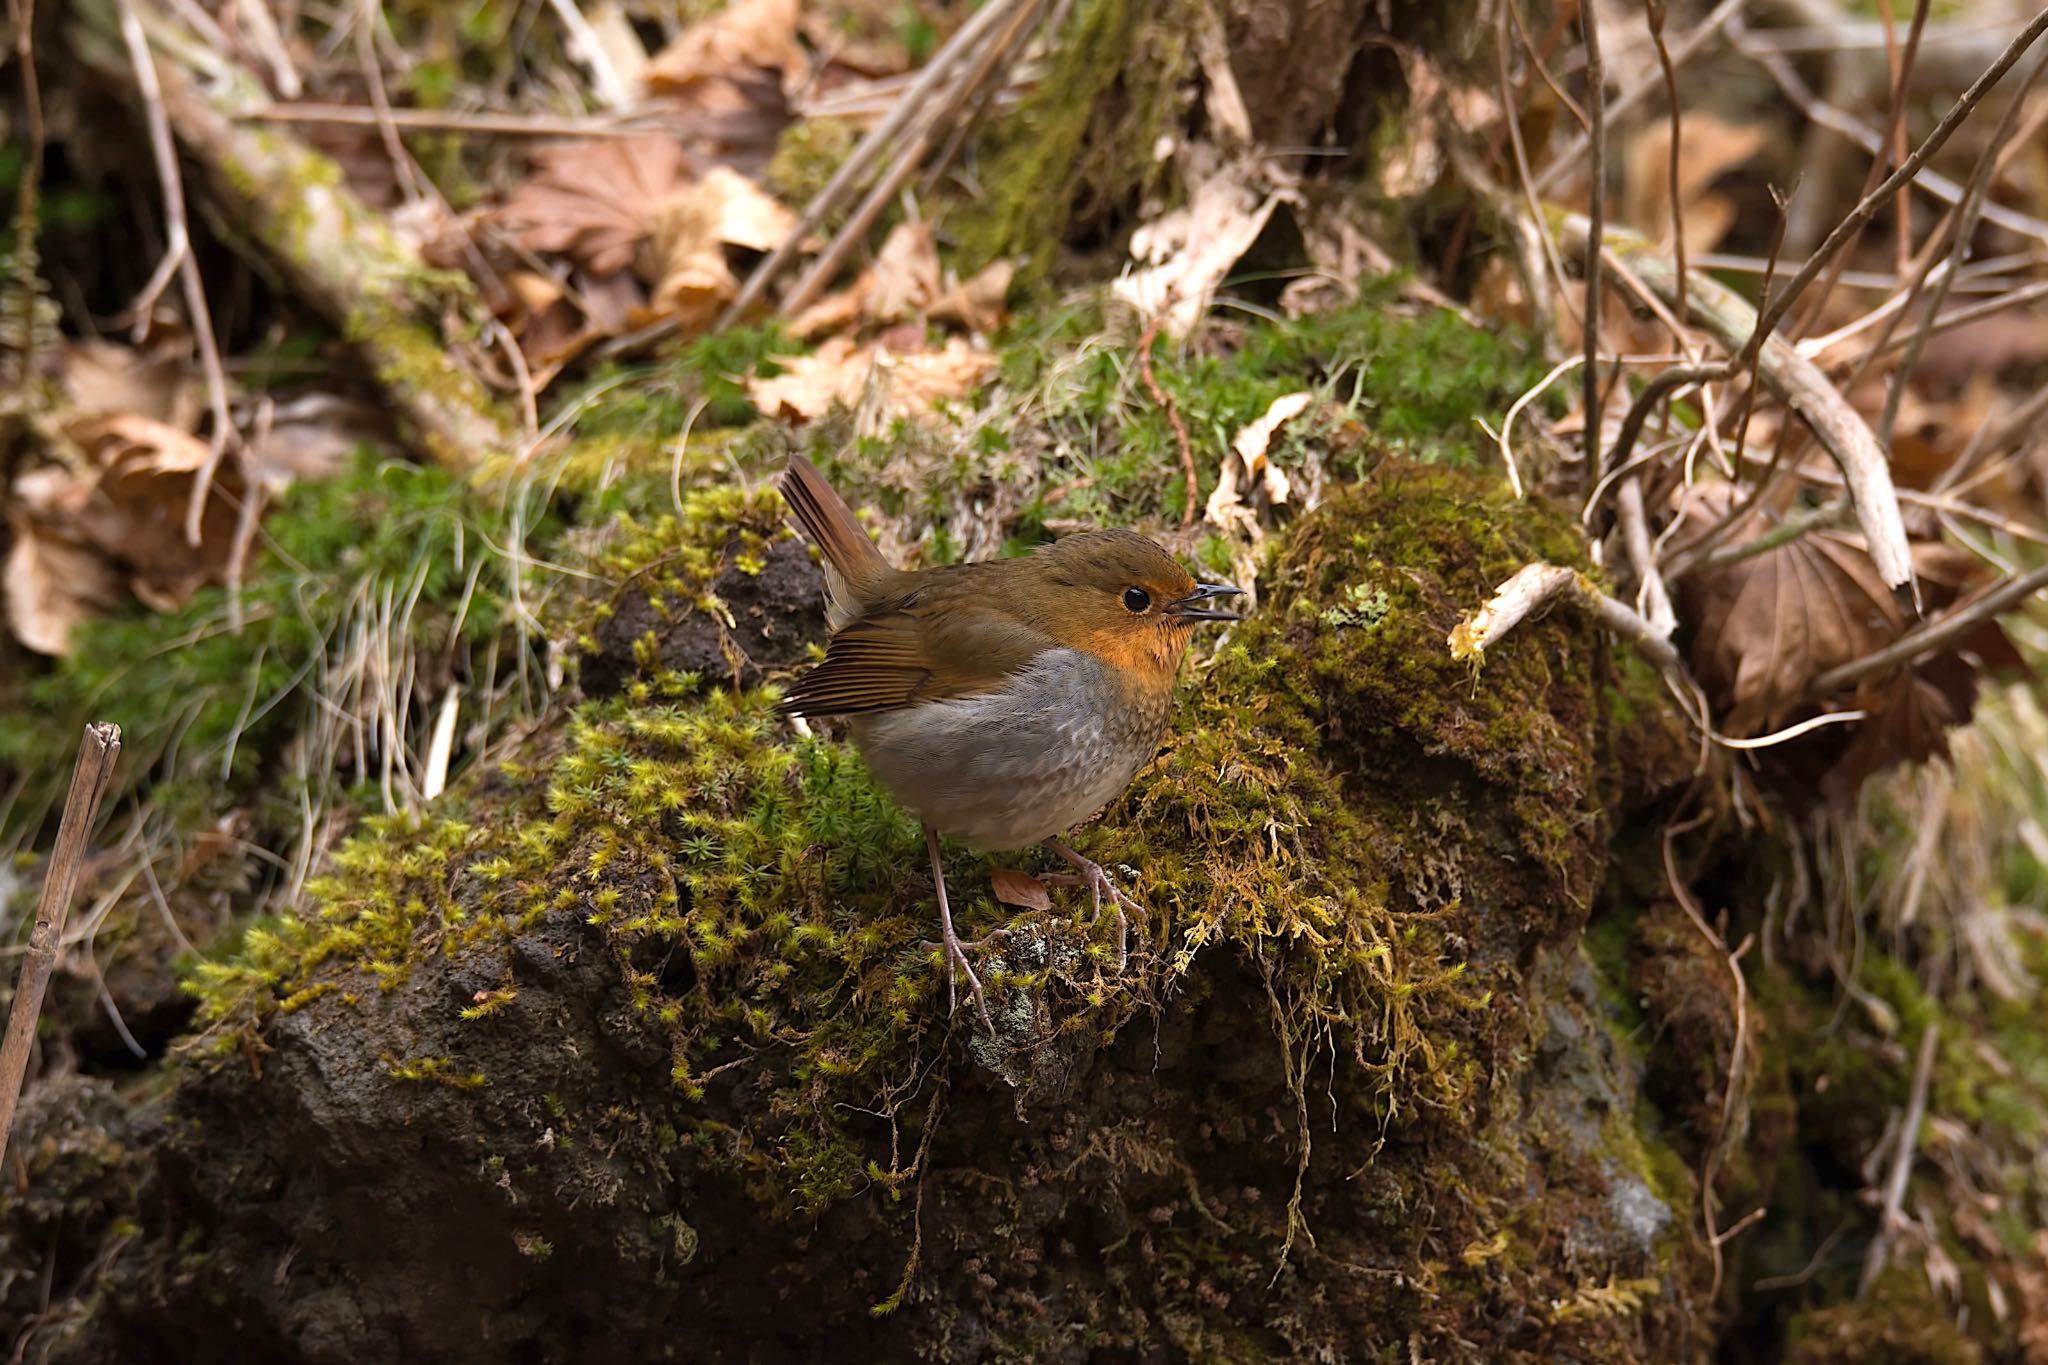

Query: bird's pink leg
left=926, top=824, right=995, bottom=1034
left=1042, top=837, right=1142, bottom=970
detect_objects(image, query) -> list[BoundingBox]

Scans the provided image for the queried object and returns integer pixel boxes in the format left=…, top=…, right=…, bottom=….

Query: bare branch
left=0, top=725, right=122, bottom=1167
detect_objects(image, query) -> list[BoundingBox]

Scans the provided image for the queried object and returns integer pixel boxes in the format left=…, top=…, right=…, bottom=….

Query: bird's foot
left=1043, top=839, right=1144, bottom=971
left=923, top=824, right=998, bottom=1036
left=939, top=923, right=997, bottom=1036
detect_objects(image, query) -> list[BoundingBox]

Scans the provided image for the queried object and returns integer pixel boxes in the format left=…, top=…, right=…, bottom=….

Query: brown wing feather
left=778, top=581, right=1053, bottom=718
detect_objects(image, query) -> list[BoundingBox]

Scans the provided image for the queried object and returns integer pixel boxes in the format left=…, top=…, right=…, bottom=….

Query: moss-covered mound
left=0, top=458, right=1711, bottom=1362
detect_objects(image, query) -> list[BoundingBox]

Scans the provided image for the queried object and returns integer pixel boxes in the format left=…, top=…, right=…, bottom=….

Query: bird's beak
left=1167, top=582, right=1247, bottom=622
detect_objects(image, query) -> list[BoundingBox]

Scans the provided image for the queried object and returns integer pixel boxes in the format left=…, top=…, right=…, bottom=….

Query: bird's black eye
left=1122, top=587, right=1151, bottom=613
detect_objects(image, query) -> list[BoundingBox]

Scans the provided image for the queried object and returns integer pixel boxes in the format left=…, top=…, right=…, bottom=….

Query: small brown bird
left=777, top=455, right=1242, bottom=1029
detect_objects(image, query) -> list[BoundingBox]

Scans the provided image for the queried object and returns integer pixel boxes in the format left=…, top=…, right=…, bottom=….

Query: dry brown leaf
left=1622, top=115, right=1766, bottom=256
left=1207, top=391, right=1310, bottom=537
left=3, top=518, right=122, bottom=656
left=495, top=135, right=694, bottom=276
left=640, top=167, right=797, bottom=330
left=786, top=282, right=869, bottom=340
left=644, top=0, right=807, bottom=107
left=990, top=867, right=1052, bottom=912
left=59, top=338, right=197, bottom=430
left=1682, top=522, right=1903, bottom=734
left=748, top=336, right=995, bottom=428
left=866, top=220, right=942, bottom=322
left=928, top=260, right=1014, bottom=333
left=62, top=414, right=241, bottom=613
left=1112, top=168, right=1294, bottom=337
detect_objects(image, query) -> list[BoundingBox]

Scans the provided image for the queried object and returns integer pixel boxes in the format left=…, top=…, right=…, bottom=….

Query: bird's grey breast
left=850, top=647, right=1168, bottom=850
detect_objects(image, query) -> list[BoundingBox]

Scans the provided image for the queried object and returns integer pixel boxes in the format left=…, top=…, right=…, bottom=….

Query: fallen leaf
left=1623, top=114, right=1767, bottom=255
left=1676, top=484, right=2022, bottom=798
left=495, top=135, right=694, bottom=276
left=866, top=220, right=942, bottom=323
left=990, top=868, right=1052, bottom=911
left=58, top=337, right=197, bottom=430
left=644, top=0, right=807, bottom=107
left=62, top=414, right=241, bottom=613
left=1207, top=391, right=1311, bottom=536
left=638, top=166, right=796, bottom=330
left=928, top=260, right=1013, bottom=333
left=748, top=336, right=995, bottom=429
left=3, top=518, right=123, bottom=656
left=1112, top=167, right=1294, bottom=338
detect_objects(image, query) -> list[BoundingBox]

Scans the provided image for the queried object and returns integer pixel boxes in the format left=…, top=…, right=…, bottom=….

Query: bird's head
left=1018, top=529, right=1244, bottom=683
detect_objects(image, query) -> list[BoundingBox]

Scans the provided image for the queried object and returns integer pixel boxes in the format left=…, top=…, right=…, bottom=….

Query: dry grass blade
left=0, top=724, right=122, bottom=1166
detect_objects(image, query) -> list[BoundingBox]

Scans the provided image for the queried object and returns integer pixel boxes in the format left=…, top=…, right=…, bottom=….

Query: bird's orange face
left=1018, top=530, right=1243, bottom=687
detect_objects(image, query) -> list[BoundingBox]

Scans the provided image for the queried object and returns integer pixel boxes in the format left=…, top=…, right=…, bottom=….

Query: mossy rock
left=2, top=462, right=1710, bottom=1362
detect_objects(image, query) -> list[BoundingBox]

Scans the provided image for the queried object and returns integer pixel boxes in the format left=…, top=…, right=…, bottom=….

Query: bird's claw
left=1043, top=842, right=1143, bottom=971
left=939, top=929, right=997, bottom=1035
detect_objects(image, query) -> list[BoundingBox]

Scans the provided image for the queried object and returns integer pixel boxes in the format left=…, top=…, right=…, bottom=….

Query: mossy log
left=0, top=460, right=1718, bottom=1362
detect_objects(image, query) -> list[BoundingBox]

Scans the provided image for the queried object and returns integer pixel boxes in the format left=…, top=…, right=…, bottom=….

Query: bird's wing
left=777, top=585, right=1051, bottom=718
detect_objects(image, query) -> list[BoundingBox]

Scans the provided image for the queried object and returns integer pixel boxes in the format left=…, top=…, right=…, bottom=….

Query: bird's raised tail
left=779, top=454, right=892, bottom=628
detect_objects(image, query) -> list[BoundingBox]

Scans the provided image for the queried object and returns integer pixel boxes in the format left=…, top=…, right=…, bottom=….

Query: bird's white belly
left=850, top=648, right=1161, bottom=850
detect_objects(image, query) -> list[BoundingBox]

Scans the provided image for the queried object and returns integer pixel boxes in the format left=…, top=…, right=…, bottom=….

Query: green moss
left=186, top=457, right=1612, bottom=1256
left=0, top=455, right=539, bottom=846
left=764, top=119, right=858, bottom=212
left=952, top=0, right=1192, bottom=276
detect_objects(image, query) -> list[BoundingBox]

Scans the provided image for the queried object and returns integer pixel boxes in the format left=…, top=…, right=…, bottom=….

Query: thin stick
left=1858, top=1021, right=1940, bottom=1296
left=1578, top=0, right=1607, bottom=478
left=1135, top=314, right=1199, bottom=528
left=1448, top=562, right=1680, bottom=671
left=1560, top=214, right=1915, bottom=595
left=1878, top=40, right=2048, bottom=444
left=1756, top=7, right=2048, bottom=352
left=717, top=0, right=1028, bottom=328
left=1784, top=0, right=1932, bottom=341
left=0, top=725, right=122, bottom=1167
left=1535, top=0, right=1744, bottom=196
left=1812, top=560, right=2048, bottom=696
left=1646, top=0, right=1687, bottom=338
left=116, top=0, right=243, bottom=549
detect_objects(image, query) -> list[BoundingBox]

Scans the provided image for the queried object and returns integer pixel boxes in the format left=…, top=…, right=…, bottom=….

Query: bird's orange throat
left=1080, top=624, right=1188, bottom=699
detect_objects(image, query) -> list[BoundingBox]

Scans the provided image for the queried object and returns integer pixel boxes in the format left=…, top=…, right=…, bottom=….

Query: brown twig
left=1578, top=0, right=1607, bottom=479
left=1663, top=814, right=1758, bottom=1301
left=116, top=0, right=244, bottom=550
left=718, top=0, right=1033, bottom=328
left=1448, top=562, right=1681, bottom=672
left=1561, top=214, right=1915, bottom=594
left=1783, top=0, right=1932, bottom=341
left=0, top=725, right=122, bottom=1167
left=778, top=0, right=1045, bottom=320
left=1812, top=560, right=2048, bottom=696
left=7, top=0, right=45, bottom=418
left=1135, top=314, right=1198, bottom=529
left=1877, top=39, right=2048, bottom=445
left=1646, top=0, right=1687, bottom=340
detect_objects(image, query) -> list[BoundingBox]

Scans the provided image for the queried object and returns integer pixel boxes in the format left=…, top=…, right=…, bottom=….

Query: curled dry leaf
left=5, top=414, right=241, bottom=653
left=989, top=868, right=1053, bottom=912
left=1112, top=167, right=1293, bottom=338
left=1206, top=391, right=1311, bottom=538
left=644, top=0, right=807, bottom=108
left=748, top=336, right=996, bottom=429
left=59, top=337, right=197, bottom=430
left=642, top=166, right=798, bottom=330
left=3, top=518, right=124, bottom=657
left=787, top=222, right=1013, bottom=339
left=495, top=135, right=695, bottom=277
